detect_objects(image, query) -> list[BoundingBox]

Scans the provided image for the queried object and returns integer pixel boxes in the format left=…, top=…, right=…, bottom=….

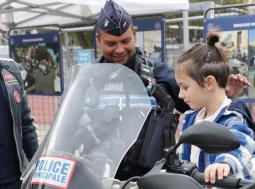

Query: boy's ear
left=204, top=75, right=216, bottom=90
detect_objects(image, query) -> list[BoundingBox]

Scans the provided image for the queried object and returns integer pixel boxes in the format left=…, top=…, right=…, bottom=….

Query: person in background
left=33, top=59, right=55, bottom=94
left=0, top=58, right=38, bottom=189
left=176, top=33, right=255, bottom=184
left=24, top=62, right=36, bottom=93
left=95, top=0, right=251, bottom=180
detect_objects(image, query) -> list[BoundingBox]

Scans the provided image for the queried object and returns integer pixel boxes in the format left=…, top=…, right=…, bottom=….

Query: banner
left=134, top=18, right=165, bottom=63
left=9, top=32, right=63, bottom=95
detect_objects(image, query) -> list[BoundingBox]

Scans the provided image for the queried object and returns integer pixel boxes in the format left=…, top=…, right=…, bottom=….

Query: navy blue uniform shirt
left=0, top=74, right=20, bottom=183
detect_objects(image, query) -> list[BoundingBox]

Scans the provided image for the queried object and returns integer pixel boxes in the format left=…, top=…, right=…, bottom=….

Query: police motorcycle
left=21, top=63, right=255, bottom=189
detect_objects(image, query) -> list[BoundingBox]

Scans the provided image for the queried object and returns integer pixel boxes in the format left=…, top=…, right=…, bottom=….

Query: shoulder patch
left=2, top=69, right=19, bottom=87
left=3, top=71, right=15, bottom=81
left=13, top=90, right=21, bottom=103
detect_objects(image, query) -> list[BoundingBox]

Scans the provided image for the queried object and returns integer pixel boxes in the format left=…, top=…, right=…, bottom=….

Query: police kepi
left=96, top=0, right=132, bottom=36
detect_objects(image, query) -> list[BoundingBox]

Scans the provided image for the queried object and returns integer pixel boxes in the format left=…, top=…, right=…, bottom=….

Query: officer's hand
left=226, top=74, right=251, bottom=97
left=204, top=163, right=231, bottom=184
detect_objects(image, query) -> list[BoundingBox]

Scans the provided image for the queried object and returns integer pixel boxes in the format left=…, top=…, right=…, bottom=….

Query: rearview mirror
left=178, top=121, right=240, bottom=153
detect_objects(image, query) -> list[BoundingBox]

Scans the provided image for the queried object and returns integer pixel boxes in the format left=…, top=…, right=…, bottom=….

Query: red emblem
left=13, top=90, right=21, bottom=103
left=3, top=72, right=14, bottom=81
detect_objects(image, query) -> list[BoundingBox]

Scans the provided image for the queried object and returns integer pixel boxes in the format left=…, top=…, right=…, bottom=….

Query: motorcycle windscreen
left=21, top=63, right=152, bottom=189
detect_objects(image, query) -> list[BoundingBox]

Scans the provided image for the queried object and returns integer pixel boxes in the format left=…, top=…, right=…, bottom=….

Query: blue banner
left=134, top=18, right=164, bottom=31
left=204, top=15, right=255, bottom=33
left=9, top=32, right=60, bottom=46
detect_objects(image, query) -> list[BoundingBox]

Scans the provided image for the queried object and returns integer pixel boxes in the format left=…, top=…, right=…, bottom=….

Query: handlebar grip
left=191, top=169, right=253, bottom=188
left=151, top=84, right=175, bottom=113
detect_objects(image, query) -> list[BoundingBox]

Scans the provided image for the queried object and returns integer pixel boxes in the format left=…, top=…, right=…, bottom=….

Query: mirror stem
left=164, top=143, right=182, bottom=170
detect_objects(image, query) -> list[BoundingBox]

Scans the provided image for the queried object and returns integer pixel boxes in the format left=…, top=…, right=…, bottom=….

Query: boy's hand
left=204, top=163, right=231, bottom=184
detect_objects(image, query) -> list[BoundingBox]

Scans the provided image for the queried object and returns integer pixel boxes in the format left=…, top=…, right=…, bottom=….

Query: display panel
left=9, top=32, right=63, bottom=95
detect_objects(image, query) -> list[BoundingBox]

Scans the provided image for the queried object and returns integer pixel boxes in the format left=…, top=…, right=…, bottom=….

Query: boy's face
left=96, top=25, right=136, bottom=64
left=175, top=66, right=207, bottom=110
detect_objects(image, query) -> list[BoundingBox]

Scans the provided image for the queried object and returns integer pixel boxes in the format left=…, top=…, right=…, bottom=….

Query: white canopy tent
left=0, top=0, right=190, bottom=51
left=0, top=0, right=189, bottom=28
left=0, top=0, right=190, bottom=49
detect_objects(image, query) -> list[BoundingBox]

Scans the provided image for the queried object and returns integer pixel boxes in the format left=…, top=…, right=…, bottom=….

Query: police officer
left=0, top=58, right=38, bottom=189
left=95, top=0, right=251, bottom=180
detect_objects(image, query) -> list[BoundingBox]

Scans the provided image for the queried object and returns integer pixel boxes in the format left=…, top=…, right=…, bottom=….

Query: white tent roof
left=0, top=0, right=189, bottom=29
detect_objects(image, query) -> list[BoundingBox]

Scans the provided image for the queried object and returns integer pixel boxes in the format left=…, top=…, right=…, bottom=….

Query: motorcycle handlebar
left=191, top=169, right=253, bottom=188
left=151, top=84, right=175, bottom=114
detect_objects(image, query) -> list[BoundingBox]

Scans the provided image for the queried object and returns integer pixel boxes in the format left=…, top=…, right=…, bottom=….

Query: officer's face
left=96, top=26, right=136, bottom=64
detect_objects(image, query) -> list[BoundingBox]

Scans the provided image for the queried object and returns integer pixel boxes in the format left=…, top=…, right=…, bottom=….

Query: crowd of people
left=21, top=59, right=58, bottom=94
left=1, top=0, right=255, bottom=188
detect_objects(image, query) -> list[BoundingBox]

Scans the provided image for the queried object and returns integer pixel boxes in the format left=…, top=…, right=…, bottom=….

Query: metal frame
left=8, top=24, right=62, bottom=36
left=204, top=2, right=255, bottom=21
left=0, top=0, right=88, bottom=28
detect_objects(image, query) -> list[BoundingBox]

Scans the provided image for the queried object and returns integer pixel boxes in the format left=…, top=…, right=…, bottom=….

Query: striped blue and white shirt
left=179, top=98, right=255, bottom=180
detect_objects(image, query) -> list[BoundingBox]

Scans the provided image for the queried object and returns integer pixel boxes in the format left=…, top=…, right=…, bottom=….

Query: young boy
left=175, top=33, right=255, bottom=184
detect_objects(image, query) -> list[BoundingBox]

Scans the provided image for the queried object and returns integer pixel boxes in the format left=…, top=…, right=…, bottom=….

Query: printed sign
left=76, top=49, right=94, bottom=64
left=9, top=32, right=63, bottom=95
left=31, top=156, right=76, bottom=189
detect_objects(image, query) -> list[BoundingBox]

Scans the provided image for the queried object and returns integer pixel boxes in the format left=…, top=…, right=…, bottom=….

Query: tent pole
left=182, top=10, right=189, bottom=50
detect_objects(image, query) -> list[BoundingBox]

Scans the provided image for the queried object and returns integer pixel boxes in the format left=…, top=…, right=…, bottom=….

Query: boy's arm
left=213, top=117, right=255, bottom=178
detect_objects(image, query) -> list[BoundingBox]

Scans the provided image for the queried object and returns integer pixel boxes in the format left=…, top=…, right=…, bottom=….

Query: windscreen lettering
left=31, top=156, right=76, bottom=189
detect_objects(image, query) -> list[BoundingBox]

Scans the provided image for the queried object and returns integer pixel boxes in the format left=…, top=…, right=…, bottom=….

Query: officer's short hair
left=95, top=0, right=132, bottom=36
